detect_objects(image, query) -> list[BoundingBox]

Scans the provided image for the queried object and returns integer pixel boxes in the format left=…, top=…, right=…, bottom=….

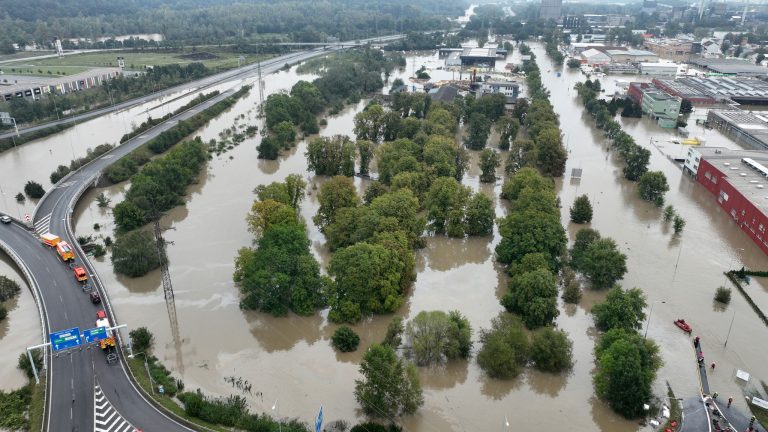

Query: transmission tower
left=153, top=218, right=184, bottom=374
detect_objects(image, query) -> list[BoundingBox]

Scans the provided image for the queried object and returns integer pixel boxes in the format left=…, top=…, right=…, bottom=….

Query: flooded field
left=2, top=33, right=768, bottom=431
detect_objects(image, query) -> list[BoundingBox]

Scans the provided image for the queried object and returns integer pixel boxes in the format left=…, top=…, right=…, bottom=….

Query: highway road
left=0, top=35, right=401, bottom=432
left=0, top=36, right=403, bottom=141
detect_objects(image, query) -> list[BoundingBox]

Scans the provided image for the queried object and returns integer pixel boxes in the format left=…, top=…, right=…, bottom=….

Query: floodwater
left=3, top=30, right=768, bottom=432
left=67, top=51, right=647, bottom=431
left=0, top=253, right=41, bottom=390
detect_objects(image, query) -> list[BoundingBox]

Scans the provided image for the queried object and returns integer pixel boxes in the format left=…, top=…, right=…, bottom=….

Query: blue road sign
left=49, top=327, right=82, bottom=352
left=82, top=326, right=107, bottom=344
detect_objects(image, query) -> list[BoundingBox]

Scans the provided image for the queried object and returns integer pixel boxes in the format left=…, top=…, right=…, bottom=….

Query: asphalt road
left=0, top=36, right=402, bottom=141
left=0, top=35, right=401, bottom=432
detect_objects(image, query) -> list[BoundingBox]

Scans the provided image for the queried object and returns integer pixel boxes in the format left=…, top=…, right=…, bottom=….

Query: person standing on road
left=727, top=396, right=733, bottom=408
left=694, top=336, right=700, bottom=348
left=711, top=362, right=716, bottom=371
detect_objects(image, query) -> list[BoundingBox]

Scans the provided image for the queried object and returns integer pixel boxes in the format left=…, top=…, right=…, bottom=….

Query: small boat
left=674, top=319, right=692, bottom=334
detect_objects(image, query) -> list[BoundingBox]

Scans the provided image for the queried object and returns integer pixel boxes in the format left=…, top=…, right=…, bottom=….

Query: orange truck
left=73, top=266, right=88, bottom=283
left=95, top=311, right=115, bottom=351
left=41, top=233, right=61, bottom=247
left=55, top=241, right=75, bottom=262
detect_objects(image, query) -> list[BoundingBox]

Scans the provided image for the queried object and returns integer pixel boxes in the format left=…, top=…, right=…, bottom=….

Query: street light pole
left=644, top=300, right=666, bottom=339
left=128, top=352, right=154, bottom=395
left=724, top=310, right=736, bottom=347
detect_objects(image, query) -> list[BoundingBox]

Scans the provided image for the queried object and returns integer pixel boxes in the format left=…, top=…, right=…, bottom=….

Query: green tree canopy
left=476, top=314, right=530, bottom=379
left=314, top=175, right=360, bottom=232
left=570, top=194, right=593, bottom=224
left=354, top=344, right=424, bottom=418
left=580, top=238, right=627, bottom=289
left=111, top=230, right=161, bottom=277
left=594, top=329, right=662, bottom=418
left=591, top=286, right=647, bottom=332
left=328, top=242, right=406, bottom=323
left=405, top=310, right=472, bottom=366
left=530, top=327, right=574, bottom=373
left=502, top=268, right=560, bottom=329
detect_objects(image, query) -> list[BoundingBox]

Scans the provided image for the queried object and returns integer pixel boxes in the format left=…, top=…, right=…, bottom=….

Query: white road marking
left=93, top=383, right=136, bottom=432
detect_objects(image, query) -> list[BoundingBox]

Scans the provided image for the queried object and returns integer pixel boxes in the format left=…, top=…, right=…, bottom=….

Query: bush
left=567, top=58, right=582, bottom=68
left=0, top=275, right=22, bottom=301
left=530, top=327, right=574, bottom=372
left=92, top=244, right=106, bottom=258
left=0, top=304, right=6, bottom=321
left=715, top=286, right=731, bottom=304
left=351, top=423, right=402, bottom=432
left=476, top=314, right=530, bottom=379
left=23, top=181, right=45, bottom=199
left=561, top=267, right=582, bottom=304
left=331, top=326, right=360, bottom=352
left=129, top=327, right=154, bottom=353
left=0, top=385, right=31, bottom=430
left=17, top=350, right=43, bottom=380
left=673, top=215, right=685, bottom=234
left=14, top=193, right=24, bottom=203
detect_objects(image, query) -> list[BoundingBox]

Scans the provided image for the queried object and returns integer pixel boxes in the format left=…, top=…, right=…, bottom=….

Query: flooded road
left=530, top=43, right=768, bottom=415
left=2, top=37, right=768, bottom=430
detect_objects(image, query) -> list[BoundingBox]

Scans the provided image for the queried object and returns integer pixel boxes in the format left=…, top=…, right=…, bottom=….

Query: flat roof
left=0, top=67, right=121, bottom=93
left=699, top=147, right=768, bottom=212
left=461, top=47, right=496, bottom=58
left=689, top=58, right=768, bottom=75
left=709, top=110, right=768, bottom=148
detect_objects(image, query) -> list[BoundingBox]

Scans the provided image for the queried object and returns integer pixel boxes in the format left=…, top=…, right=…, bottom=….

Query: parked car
left=89, top=292, right=101, bottom=304
left=0, top=215, right=11, bottom=224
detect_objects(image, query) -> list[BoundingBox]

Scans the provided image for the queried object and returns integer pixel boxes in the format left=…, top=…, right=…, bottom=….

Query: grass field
left=0, top=65, right=89, bottom=77
left=5, top=50, right=272, bottom=72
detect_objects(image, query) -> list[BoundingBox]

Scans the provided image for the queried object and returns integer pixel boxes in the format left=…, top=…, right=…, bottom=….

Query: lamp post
left=644, top=300, right=666, bottom=339
left=272, top=399, right=282, bottom=432
left=128, top=352, right=154, bottom=395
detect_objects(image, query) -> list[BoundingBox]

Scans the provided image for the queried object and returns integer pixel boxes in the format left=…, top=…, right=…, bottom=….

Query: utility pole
left=257, top=61, right=265, bottom=116
left=724, top=310, right=736, bottom=347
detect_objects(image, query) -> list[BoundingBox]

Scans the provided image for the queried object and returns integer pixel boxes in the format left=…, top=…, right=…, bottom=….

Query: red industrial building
left=685, top=147, right=768, bottom=254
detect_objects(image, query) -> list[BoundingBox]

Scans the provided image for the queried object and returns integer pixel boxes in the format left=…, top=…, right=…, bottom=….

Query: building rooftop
left=643, top=89, right=678, bottom=101
left=679, top=76, right=768, bottom=101
left=461, top=47, right=496, bottom=58
left=0, top=67, right=121, bottom=94
left=709, top=110, right=768, bottom=147
left=689, top=58, right=768, bottom=76
left=699, top=146, right=768, bottom=212
left=640, top=62, right=678, bottom=68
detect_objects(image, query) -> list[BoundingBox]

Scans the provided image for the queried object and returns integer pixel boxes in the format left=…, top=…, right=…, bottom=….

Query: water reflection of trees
left=416, top=236, right=492, bottom=273
left=245, top=310, right=323, bottom=353
left=116, top=268, right=162, bottom=294
left=480, top=374, right=523, bottom=400
left=526, top=369, right=569, bottom=398
left=419, top=360, right=469, bottom=391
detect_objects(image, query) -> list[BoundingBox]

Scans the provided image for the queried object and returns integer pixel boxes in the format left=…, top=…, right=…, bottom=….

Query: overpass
left=0, top=34, right=403, bottom=432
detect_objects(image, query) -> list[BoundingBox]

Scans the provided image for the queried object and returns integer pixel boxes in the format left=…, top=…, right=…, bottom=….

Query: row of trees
left=259, top=49, right=403, bottom=159
left=570, top=228, right=628, bottom=289
left=504, top=45, right=567, bottom=177
left=574, top=79, right=670, bottom=206
left=474, top=46, right=574, bottom=381
left=591, top=286, right=662, bottom=418
left=1, top=0, right=467, bottom=48
left=110, top=140, right=208, bottom=277
left=106, top=86, right=250, bottom=183
left=233, top=175, right=328, bottom=316
left=497, top=168, right=566, bottom=328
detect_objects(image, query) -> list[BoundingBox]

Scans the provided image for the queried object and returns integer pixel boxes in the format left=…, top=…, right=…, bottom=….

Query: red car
left=96, top=310, right=107, bottom=320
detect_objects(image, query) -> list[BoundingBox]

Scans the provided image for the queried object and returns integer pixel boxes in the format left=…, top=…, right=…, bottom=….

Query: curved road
left=0, top=36, right=402, bottom=141
left=0, top=35, right=402, bottom=432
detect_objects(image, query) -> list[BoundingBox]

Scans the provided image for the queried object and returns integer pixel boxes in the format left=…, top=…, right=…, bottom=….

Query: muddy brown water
left=2, top=39, right=768, bottom=430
